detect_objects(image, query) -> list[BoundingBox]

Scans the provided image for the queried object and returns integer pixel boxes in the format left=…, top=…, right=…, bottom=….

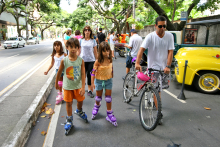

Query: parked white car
left=3, top=37, right=25, bottom=49
left=27, top=37, right=39, bottom=45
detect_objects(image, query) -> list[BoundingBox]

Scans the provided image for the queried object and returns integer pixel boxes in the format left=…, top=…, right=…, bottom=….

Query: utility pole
left=133, top=0, right=135, bottom=19
left=132, top=0, right=135, bottom=29
left=25, top=5, right=28, bottom=41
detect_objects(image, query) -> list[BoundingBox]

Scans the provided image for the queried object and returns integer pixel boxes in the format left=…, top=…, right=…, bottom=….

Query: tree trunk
left=144, top=0, right=176, bottom=31
left=172, top=0, right=176, bottom=23
left=15, top=18, right=22, bottom=37
left=41, top=30, right=44, bottom=40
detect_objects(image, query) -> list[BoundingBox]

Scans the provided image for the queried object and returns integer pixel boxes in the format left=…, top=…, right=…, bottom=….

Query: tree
left=143, top=0, right=220, bottom=30
left=78, top=0, right=133, bottom=34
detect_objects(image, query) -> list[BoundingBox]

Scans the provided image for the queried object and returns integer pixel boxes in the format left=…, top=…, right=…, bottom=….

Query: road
left=0, top=41, right=55, bottom=98
left=24, top=55, right=220, bottom=147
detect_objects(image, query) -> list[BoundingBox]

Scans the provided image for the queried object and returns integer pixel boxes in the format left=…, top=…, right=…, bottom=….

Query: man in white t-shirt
left=124, top=29, right=142, bottom=74
left=109, top=31, right=116, bottom=59
left=135, top=16, right=175, bottom=125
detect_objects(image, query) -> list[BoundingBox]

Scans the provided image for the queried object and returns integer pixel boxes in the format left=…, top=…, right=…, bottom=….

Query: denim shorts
left=95, top=78, right=112, bottom=91
left=55, top=69, right=64, bottom=77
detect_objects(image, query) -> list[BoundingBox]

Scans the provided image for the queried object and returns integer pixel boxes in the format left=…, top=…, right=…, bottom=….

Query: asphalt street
left=0, top=40, right=58, bottom=146
left=0, top=41, right=54, bottom=94
left=25, top=54, right=220, bottom=147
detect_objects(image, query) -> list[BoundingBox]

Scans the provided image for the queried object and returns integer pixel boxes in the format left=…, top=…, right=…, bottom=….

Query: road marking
left=43, top=104, right=61, bottom=147
left=0, top=54, right=19, bottom=63
left=0, top=54, right=37, bottom=74
left=163, top=89, right=186, bottom=103
left=0, top=55, right=51, bottom=101
left=32, top=48, right=37, bottom=50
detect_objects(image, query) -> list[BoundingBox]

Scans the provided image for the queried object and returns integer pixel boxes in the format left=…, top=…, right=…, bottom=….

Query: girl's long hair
left=82, top=25, right=93, bottom=39
left=52, top=41, right=64, bottom=56
left=98, top=42, right=112, bottom=63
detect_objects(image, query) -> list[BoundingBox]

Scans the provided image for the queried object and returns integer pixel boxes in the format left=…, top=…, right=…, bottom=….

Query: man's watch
left=166, top=65, right=171, bottom=69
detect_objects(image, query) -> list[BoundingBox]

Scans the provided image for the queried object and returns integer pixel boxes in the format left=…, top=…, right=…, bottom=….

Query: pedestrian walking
left=44, top=41, right=67, bottom=105
left=74, top=30, right=83, bottom=40
left=55, top=38, right=88, bottom=135
left=109, top=31, right=116, bottom=59
left=64, top=29, right=72, bottom=54
left=90, top=41, right=118, bottom=126
left=124, top=29, right=142, bottom=75
left=97, top=28, right=106, bottom=51
left=135, top=16, right=175, bottom=125
left=79, top=26, right=98, bottom=98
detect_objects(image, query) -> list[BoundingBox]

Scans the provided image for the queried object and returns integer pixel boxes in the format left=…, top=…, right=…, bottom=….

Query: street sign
left=180, top=11, right=187, bottom=21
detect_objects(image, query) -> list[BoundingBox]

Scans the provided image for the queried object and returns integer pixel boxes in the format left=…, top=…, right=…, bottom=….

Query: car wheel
left=38, top=41, right=39, bottom=44
left=194, top=71, right=220, bottom=94
left=17, top=44, right=19, bottom=48
left=23, top=43, right=25, bottom=47
left=4, top=47, right=7, bottom=49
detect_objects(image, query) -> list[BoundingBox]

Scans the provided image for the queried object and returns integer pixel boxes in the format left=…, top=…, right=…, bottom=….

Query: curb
left=1, top=71, right=56, bottom=147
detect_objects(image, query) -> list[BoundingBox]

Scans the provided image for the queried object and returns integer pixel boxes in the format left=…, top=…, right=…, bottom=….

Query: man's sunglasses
left=158, top=25, right=166, bottom=28
left=84, top=29, right=91, bottom=32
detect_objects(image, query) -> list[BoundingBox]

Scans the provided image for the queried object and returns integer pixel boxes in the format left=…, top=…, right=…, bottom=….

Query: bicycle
left=123, top=68, right=166, bottom=131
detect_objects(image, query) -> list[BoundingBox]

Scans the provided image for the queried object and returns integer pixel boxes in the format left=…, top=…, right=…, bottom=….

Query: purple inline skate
left=106, top=110, right=118, bottom=126
left=91, top=103, right=101, bottom=120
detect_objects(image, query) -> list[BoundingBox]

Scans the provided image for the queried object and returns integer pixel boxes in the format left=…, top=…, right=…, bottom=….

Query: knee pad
left=95, top=96, right=102, bottom=102
left=105, top=95, right=112, bottom=103
left=58, top=81, right=63, bottom=87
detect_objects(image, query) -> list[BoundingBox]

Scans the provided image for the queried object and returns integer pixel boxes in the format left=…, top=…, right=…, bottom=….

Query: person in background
left=79, top=26, right=98, bottom=98
left=97, top=28, right=106, bottom=52
left=118, top=34, right=122, bottom=43
left=74, top=30, right=83, bottom=40
left=124, top=29, right=142, bottom=77
left=109, top=31, right=116, bottom=59
left=64, top=29, right=72, bottom=54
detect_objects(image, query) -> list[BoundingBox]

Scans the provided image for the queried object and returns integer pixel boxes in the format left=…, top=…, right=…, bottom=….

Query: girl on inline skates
left=91, top=41, right=118, bottom=126
left=55, top=38, right=88, bottom=135
left=44, top=41, right=67, bottom=105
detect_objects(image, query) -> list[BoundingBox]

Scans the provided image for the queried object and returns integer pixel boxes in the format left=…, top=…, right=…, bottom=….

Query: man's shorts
left=110, top=44, right=114, bottom=51
left=126, top=56, right=133, bottom=68
left=95, top=78, right=112, bottom=91
left=63, top=89, right=85, bottom=102
left=151, top=72, right=170, bottom=92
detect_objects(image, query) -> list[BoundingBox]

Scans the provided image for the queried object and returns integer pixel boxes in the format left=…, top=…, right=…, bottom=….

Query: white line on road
left=0, top=55, right=51, bottom=102
left=43, top=104, right=61, bottom=147
left=0, top=54, right=37, bottom=74
left=0, top=54, right=19, bottom=63
left=163, top=89, right=186, bottom=103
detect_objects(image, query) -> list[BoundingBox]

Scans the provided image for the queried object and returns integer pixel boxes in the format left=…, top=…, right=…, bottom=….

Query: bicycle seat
left=137, top=71, right=150, bottom=82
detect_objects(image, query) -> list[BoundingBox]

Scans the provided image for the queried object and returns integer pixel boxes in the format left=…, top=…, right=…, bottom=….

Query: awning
left=186, top=19, right=220, bottom=26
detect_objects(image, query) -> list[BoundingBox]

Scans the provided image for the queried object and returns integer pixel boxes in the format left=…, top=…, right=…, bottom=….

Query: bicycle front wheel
left=123, top=72, right=135, bottom=103
left=139, top=86, right=161, bottom=131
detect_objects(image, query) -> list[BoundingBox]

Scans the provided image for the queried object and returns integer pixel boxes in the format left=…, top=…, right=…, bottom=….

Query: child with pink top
left=74, top=30, right=83, bottom=40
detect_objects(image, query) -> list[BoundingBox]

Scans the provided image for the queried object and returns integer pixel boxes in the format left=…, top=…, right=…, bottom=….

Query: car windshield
left=29, top=37, right=35, bottom=40
left=7, top=38, right=18, bottom=41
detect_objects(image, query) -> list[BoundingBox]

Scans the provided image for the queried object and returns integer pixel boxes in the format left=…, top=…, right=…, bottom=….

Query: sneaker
left=87, top=91, right=94, bottom=98
left=158, top=113, right=163, bottom=125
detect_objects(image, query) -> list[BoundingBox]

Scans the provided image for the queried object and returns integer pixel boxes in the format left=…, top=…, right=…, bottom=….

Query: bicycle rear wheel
left=123, top=72, right=135, bottom=103
left=139, top=86, right=161, bottom=131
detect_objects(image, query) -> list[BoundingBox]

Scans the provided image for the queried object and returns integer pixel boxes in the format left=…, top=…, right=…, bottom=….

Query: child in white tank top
left=44, top=41, right=67, bottom=104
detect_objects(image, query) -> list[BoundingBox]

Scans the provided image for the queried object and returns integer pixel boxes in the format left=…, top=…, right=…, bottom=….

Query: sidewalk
left=0, top=59, right=55, bottom=147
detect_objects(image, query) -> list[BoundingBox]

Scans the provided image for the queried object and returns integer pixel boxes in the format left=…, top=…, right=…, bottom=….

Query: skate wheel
left=113, top=122, right=118, bottom=126
left=91, top=115, right=95, bottom=120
